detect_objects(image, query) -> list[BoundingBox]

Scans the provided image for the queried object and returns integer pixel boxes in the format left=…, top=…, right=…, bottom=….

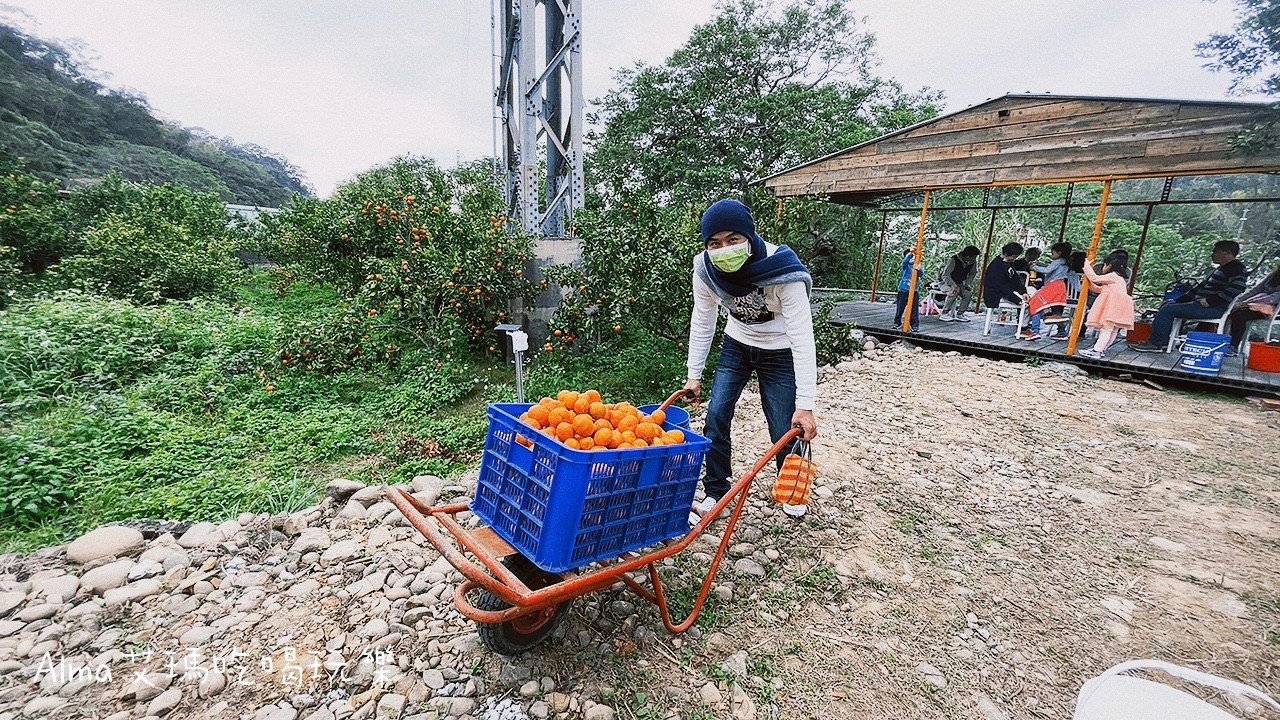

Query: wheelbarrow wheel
left=475, top=554, right=572, bottom=655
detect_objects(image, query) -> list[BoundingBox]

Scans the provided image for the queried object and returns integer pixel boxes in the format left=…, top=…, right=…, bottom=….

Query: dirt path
left=2, top=343, right=1277, bottom=720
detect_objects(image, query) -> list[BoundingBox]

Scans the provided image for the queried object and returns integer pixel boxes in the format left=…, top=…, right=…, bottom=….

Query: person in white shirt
left=683, top=199, right=818, bottom=519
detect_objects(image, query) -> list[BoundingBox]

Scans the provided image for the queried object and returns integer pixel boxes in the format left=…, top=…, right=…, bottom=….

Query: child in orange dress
left=1077, top=251, right=1134, bottom=359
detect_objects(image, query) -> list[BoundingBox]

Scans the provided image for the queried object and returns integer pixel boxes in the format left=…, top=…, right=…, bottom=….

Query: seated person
left=983, top=242, right=1028, bottom=329
left=1130, top=240, right=1249, bottom=352
left=938, top=245, right=981, bottom=322
left=1226, top=263, right=1280, bottom=356
left=1036, top=242, right=1073, bottom=287
left=1014, top=247, right=1044, bottom=290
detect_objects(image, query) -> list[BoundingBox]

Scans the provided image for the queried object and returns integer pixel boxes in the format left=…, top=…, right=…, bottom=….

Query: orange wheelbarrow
left=386, top=389, right=799, bottom=655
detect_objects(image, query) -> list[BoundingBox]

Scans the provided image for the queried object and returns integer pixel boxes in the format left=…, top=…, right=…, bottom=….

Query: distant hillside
left=0, top=23, right=311, bottom=206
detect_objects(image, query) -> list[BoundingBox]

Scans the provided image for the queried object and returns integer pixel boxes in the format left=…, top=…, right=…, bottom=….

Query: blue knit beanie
left=699, top=199, right=760, bottom=246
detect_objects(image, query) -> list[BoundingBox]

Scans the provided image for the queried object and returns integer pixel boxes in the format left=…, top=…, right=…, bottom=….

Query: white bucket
left=1074, top=660, right=1279, bottom=720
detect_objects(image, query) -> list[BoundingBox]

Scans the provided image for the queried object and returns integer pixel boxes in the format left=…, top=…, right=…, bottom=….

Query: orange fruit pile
left=517, top=389, right=685, bottom=451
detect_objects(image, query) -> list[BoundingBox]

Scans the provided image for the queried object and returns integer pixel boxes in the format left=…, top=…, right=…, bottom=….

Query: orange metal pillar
left=902, top=190, right=931, bottom=333
left=869, top=212, right=888, bottom=303
left=1065, top=180, right=1113, bottom=356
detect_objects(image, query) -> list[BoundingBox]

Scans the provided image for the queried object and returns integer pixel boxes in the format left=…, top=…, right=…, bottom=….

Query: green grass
left=0, top=274, right=499, bottom=551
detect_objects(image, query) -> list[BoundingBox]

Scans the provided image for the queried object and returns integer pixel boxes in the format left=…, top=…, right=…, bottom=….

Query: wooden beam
left=1066, top=180, right=1113, bottom=357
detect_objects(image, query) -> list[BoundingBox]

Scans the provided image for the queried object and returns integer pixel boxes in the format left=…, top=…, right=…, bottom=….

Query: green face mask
left=708, top=244, right=750, bottom=273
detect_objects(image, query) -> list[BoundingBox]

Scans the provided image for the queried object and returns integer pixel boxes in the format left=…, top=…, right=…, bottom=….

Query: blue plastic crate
left=470, top=403, right=711, bottom=573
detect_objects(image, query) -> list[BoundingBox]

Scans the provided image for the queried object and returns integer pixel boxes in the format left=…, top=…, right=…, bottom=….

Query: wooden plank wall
left=766, top=97, right=1280, bottom=197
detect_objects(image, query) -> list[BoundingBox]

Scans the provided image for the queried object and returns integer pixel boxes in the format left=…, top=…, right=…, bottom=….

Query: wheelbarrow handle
left=658, top=388, right=689, bottom=413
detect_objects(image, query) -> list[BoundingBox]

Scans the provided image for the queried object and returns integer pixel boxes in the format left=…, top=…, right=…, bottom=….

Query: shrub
left=57, top=213, right=238, bottom=302
left=0, top=168, right=66, bottom=275
left=261, top=157, right=537, bottom=365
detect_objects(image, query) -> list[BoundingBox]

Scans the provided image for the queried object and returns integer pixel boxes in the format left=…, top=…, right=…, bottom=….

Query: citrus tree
left=265, top=157, right=537, bottom=372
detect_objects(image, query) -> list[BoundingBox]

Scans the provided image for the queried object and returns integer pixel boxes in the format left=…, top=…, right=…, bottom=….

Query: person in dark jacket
left=938, top=245, right=981, bottom=322
left=1131, top=240, right=1250, bottom=352
left=1225, top=263, right=1280, bottom=356
left=983, top=242, right=1028, bottom=316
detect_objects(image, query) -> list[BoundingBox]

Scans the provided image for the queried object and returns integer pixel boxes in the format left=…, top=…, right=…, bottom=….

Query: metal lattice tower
left=494, top=0, right=584, bottom=238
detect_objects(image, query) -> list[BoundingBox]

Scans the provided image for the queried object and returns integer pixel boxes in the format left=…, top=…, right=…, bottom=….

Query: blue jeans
left=1147, top=301, right=1224, bottom=347
left=894, top=290, right=920, bottom=331
left=702, top=335, right=798, bottom=500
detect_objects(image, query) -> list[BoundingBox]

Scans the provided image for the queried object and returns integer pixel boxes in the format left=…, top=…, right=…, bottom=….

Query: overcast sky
left=4, top=1, right=1267, bottom=197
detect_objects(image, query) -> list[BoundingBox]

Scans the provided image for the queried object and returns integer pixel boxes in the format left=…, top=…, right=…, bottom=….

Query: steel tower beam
left=496, top=0, right=584, bottom=238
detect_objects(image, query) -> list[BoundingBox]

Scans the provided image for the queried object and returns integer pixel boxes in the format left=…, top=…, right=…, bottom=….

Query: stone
left=1148, top=536, right=1188, bottom=553
left=32, top=574, right=79, bottom=603
left=1100, top=596, right=1136, bottom=623
left=729, top=682, right=757, bottom=720
left=127, top=671, right=173, bottom=701
left=66, top=526, right=144, bottom=564
left=326, top=479, right=365, bottom=502
left=528, top=701, right=550, bottom=719
left=199, top=670, right=227, bottom=698
left=23, top=696, right=68, bottom=716
left=177, top=522, right=221, bottom=548
left=584, top=704, right=616, bottom=720
left=16, top=603, right=60, bottom=622
left=720, top=651, right=749, bottom=678
left=320, top=540, right=363, bottom=565
left=423, top=669, right=446, bottom=689
left=546, top=692, right=571, bottom=713
left=147, top=687, right=182, bottom=715
left=916, top=662, right=947, bottom=689
left=351, top=486, right=383, bottom=505
left=337, top=499, right=367, bottom=520
left=519, top=680, right=540, bottom=698
left=0, top=590, right=23, bottom=617
left=103, top=578, right=163, bottom=606
left=293, top=528, right=332, bottom=555
left=974, top=693, right=1011, bottom=720
left=377, top=693, right=406, bottom=718
left=733, top=558, right=766, bottom=578
left=699, top=683, right=722, bottom=706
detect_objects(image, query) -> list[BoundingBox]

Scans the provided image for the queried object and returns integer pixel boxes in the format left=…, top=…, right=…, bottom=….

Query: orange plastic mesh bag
left=772, top=442, right=817, bottom=506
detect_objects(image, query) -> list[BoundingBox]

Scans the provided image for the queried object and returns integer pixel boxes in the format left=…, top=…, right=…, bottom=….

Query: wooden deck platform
left=830, top=300, right=1280, bottom=396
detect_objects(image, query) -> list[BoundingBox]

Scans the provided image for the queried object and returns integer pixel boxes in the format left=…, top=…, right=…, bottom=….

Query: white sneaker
left=781, top=503, right=807, bottom=518
left=954, top=314, right=971, bottom=323
left=939, top=314, right=955, bottom=323
left=689, top=495, right=726, bottom=523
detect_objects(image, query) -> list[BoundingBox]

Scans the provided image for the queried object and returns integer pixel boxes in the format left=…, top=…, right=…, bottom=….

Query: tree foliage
left=0, top=22, right=309, bottom=205
left=1196, top=0, right=1280, bottom=151
left=555, top=0, right=941, bottom=350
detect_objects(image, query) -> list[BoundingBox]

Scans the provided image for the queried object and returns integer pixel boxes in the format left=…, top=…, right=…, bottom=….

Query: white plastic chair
left=1074, top=659, right=1278, bottom=720
left=983, top=300, right=1026, bottom=336
left=1165, top=297, right=1237, bottom=353
left=1240, top=312, right=1279, bottom=361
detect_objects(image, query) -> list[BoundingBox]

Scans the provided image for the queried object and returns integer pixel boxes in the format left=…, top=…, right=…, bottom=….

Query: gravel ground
left=1, top=342, right=1277, bottom=720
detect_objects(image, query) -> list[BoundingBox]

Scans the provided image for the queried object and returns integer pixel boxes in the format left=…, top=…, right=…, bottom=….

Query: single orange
left=527, top=405, right=550, bottom=425
left=584, top=389, right=602, bottom=404
left=525, top=417, right=542, bottom=431
left=650, top=437, right=665, bottom=447
left=594, top=428, right=613, bottom=446
left=555, top=422, right=574, bottom=441
left=666, top=429, right=685, bottom=444
left=564, top=437, right=580, bottom=450
left=547, top=407, right=572, bottom=427
left=609, top=430, right=623, bottom=448
left=593, top=418, right=612, bottom=433
left=588, top=401, right=607, bottom=419
left=556, top=390, right=574, bottom=404
left=647, top=410, right=666, bottom=425
left=573, top=396, right=591, bottom=414
left=635, top=422, right=659, bottom=441
left=578, top=436, right=594, bottom=450
left=572, top=414, right=596, bottom=437
left=633, top=438, right=648, bottom=448
left=621, top=430, right=636, bottom=444
left=617, top=415, right=638, bottom=433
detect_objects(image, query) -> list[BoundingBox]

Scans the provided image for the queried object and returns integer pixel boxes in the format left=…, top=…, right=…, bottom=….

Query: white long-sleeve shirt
left=686, top=262, right=818, bottom=411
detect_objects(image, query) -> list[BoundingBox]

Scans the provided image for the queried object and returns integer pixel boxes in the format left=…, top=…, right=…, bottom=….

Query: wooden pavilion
left=759, top=94, right=1280, bottom=393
